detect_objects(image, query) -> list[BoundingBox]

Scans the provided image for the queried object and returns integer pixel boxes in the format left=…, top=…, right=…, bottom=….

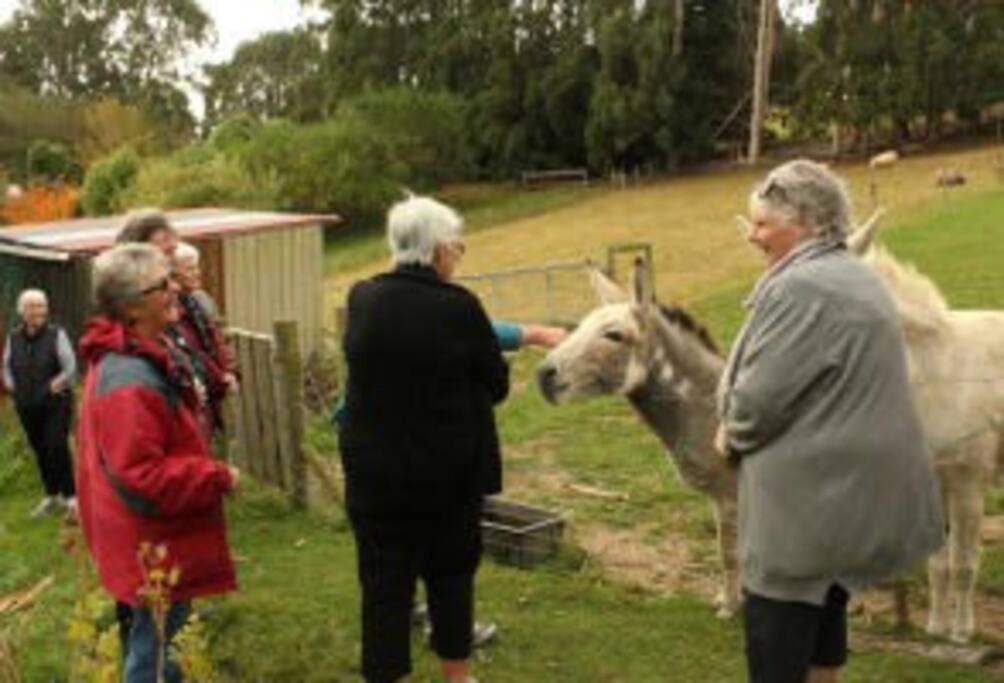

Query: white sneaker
left=424, top=619, right=498, bottom=649
left=62, top=496, right=78, bottom=518
left=29, top=496, right=60, bottom=519
left=472, top=621, right=498, bottom=648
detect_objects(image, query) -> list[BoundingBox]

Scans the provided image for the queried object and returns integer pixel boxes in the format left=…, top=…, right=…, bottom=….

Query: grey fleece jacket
left=719, top=243, right=944, bottom=605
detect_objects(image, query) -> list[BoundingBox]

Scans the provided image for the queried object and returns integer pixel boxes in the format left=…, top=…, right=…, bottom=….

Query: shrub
left=208, top=113, right=262, bottom=157
left=122, top=144, right=280, bottom=211
left=26, top=140, right=82, bottom=184
left=239, top=117, right=407, bottom=224
left=79, top=147, right=140, bottom=216
left=0, top=184, right=78, bottom=224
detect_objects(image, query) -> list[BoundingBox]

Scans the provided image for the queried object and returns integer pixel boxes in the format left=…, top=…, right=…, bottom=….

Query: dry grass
left=326, top=145, right=1003, bottom=316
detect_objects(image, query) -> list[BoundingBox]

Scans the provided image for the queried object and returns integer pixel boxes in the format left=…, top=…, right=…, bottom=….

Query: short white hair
left=17, top=289, right=47, bottom=315
left=173, top=241, right=200, bottom=266
left=386, top=195, right=463, bottom=266
left=92, top=244, right=167, bottom=319
left=750, top=159, right=853, bottom=242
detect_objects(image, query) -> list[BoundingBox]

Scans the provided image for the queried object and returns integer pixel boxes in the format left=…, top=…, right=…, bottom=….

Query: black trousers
left=744, top=584, right=850, bottom=683
left=16, top=395, right=75, bottom=498
left=351, top=505, right=482, bottom=683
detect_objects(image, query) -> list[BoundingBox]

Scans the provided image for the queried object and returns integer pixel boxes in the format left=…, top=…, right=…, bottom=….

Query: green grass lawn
left=3, top=465, right=997, bottom=682
left=3, top=149, right=1004, bottom=681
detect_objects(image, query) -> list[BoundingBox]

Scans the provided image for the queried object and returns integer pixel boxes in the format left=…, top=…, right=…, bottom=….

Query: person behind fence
left=172, top=241, right=239, bottom=436
left=718, top=159, right=944, bottom=683
left=2, top=288, right=77, bottom=518
left=340, top=195, right=509, bottom=683
left=116, top=208, right=180, bottom=258
left=76, top=244, right=240, bottom=683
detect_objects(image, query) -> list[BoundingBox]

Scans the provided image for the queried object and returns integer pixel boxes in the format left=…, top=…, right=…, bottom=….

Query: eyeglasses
left=139, top=276, right=171, bottom=296
left=449, top=241, right=466, bottom=257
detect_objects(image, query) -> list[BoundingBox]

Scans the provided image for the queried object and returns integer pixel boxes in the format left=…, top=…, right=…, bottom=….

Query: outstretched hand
left=522, top=325, right=568, bottom=349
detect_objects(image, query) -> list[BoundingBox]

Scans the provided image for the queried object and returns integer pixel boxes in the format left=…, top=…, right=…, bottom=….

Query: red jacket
left=76, top=317, right=237, bottom=605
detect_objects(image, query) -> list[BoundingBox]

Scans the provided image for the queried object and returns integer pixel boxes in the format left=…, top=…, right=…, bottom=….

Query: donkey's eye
left=603, top=330, right=625, bottom=343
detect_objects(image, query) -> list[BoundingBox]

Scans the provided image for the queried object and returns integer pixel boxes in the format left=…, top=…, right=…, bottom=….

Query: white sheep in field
left=935, top=168, right=966, bottom=187
left=869, top=150, right=900, bottom=169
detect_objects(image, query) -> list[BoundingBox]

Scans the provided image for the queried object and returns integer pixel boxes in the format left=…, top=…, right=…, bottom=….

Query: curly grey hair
left=386, top=195, right=463, bottom=266
left=92, top=244, right=168, bottom=319
left=750, top=159, right=853, bottom=242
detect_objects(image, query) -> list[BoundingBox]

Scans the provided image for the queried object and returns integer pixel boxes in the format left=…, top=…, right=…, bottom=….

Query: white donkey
left=848, top=217, right=1004, bottom=643
left=537, top=261, right=740, bottom=617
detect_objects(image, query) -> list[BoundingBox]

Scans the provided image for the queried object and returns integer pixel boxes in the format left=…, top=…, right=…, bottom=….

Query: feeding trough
left=481, top=497, right=565, bottom=569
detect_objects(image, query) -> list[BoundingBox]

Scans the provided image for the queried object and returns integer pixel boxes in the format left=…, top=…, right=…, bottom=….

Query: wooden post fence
left=225, top=322, right=308, bottom=508
left=275, top=320, right=308, bottom=509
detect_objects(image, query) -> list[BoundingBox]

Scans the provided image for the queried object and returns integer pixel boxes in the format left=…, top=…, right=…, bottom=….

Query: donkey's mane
left=658, top=304, right=720, bottom=355
left=865, top=246, right=950, bottom=335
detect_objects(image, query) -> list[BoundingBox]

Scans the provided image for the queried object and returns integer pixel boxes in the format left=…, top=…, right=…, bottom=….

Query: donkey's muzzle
left=537, top=363, right=561, bottom=404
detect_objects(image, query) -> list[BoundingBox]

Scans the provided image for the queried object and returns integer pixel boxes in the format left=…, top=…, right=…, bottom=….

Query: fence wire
left=457, top=259, right=594, bottom=326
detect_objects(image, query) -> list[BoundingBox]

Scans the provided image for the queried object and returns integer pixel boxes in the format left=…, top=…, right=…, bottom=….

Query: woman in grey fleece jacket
left=719, top=160, right=944, bottom=683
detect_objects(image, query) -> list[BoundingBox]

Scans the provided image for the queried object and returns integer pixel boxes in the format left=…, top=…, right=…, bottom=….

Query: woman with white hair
left=718, top=159, right=943, bottom=682
left=171, top=241, right=238, bottom=437
left=76, top=243, right=239, bottom=683
left=340, top=195, right=508, bottom=683
left=2, top=288, right=77, bottom=517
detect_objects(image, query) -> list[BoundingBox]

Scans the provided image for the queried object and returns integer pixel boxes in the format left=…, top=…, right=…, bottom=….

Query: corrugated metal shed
left=0, top=209, right=337, bottom=357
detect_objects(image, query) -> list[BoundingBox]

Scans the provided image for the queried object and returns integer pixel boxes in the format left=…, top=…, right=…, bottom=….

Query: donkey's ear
left=630, top=257, right=656, bottom=307
left=589, top=265, right=626, bottom=305
left=847, top=208, right=886, bottom=255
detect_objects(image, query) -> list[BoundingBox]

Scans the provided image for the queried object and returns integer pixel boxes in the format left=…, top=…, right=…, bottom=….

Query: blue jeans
left=124, top=601, right=190, bottom=683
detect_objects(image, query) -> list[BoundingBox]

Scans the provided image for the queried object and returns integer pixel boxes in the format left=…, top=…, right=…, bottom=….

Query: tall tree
left=203, top=29, right=326, bottom=126
left=0, top=0, right=211, bottom=107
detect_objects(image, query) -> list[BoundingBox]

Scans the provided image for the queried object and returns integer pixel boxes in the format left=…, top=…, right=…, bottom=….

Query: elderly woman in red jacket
left=76, top=243, right=240, bottom=683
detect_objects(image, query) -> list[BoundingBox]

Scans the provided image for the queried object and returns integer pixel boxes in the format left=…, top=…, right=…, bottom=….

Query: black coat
left=340, top=264, right=509, bottom=521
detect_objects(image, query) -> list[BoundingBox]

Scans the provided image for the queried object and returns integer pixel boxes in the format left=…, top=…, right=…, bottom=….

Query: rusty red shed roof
left=0, top=208, right=338, bottom=260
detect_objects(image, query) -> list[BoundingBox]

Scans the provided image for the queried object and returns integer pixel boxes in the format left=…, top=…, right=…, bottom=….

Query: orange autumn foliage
left=1, top=184, right=79, bottom=225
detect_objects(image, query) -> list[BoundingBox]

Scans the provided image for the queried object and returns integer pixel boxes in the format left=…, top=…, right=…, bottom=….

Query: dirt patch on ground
left=573, top=522, right=721, bottom=602
left=568, top=511, right=1004, bottom=677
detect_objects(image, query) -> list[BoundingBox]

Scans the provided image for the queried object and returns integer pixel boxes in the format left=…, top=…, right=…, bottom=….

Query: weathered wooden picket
left=226, top=321, right=308, bottom=507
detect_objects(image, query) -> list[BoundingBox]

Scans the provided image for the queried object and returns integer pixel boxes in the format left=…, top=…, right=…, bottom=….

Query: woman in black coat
left=340, top=195, right=509, bottom=683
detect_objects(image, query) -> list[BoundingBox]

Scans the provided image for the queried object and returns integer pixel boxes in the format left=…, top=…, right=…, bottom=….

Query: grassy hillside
left=2, top=146, right=1003, bottom=681
left=327, top=145, right=1003, bottom=343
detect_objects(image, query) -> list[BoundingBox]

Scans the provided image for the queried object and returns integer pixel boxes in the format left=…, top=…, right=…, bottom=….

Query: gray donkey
left=537, top=261, right=739, bottom=617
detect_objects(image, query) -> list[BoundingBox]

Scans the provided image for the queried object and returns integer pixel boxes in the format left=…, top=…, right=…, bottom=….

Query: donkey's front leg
left=712, top=495, right=741, bottom=619
left=926, top=474, right=951, bottom=637
left=949, top=472, right=985, bottom=643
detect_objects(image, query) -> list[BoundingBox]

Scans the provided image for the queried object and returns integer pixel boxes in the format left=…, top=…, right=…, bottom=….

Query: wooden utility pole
left=672, top=0, right=685, bottom=57
left=747, top=0, right=776, bottom=165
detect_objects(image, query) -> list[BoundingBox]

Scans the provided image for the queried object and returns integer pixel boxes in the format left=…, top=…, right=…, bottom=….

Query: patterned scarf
left=178, top=291, right=219, bottom=364
left=122, top=326, right=201, bottom=411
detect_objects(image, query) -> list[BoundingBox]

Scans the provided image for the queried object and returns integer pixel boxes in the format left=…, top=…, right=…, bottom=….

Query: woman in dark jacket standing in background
left=2, top=288, right=77, bottom=518
left=340, top=195, right=509, bottom=683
